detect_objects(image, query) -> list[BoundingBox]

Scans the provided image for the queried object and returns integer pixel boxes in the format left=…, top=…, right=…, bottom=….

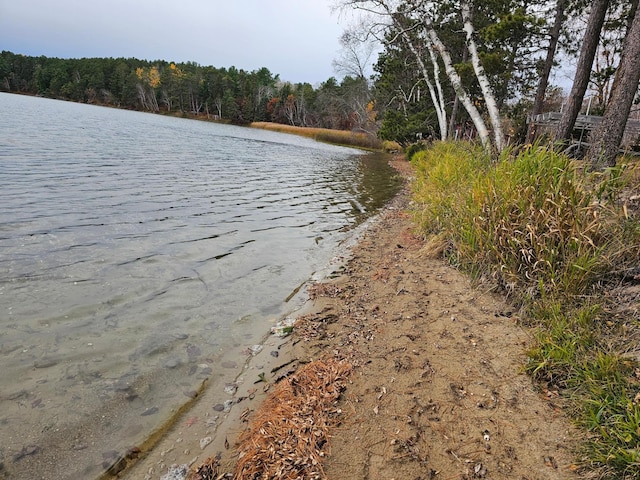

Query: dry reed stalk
left=232, top=359, right=352, bottom=479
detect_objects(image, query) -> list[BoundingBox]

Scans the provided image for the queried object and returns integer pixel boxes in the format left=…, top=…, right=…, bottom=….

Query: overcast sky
left=0, top=0, right=354, bottom=85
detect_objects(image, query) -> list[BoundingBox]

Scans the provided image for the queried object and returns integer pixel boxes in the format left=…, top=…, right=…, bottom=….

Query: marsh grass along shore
left=249, top=121, right=401, bottom=152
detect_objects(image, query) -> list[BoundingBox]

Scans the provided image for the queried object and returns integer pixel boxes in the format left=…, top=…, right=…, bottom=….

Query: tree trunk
left=426, top=41, right=447, bottom=140
left=555, top=0, right=610, bottom=142
left=527, top=0, right=567, bottom=143
left=426, top=26, right=491, bottom=149
left=460, top=2, right=505, bottom=151
left=448, top=47, right=468, bottom=140
left=400, top=30, right=448, bottom=139
left=604, top=0, right=639, bottom=101
left=384, top=0, right=448, bottom=141
left=587, top=4, right=640, bottom=168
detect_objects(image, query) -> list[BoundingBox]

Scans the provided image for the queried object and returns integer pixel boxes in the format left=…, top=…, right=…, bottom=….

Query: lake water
left=0, top=93, right=401, bottom=479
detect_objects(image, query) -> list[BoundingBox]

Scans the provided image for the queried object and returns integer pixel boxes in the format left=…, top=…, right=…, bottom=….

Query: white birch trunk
left=149, top=88, right=159, bottom=112
left=400, top=29, right=448, bottom=139
left=426, top=26, right=491, bottom=149
left=378, top=0, right=448, bottom=139
left=460, top=2, right=505, bottom=151
left=136, top=83, right=149, bottom=111
left=426, top=41, right=447, bottom=137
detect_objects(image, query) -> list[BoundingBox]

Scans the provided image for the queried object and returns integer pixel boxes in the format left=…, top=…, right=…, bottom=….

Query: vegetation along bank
left=408, top=142, right=640, bottom=478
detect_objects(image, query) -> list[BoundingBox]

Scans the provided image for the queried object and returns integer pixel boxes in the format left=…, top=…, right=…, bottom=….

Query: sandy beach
left=122, top=156, right=580, bottom=480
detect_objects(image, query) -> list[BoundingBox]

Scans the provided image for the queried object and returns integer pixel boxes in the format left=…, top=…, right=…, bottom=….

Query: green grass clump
left=413, top=142, right=637, bottom=301
left=411, top=141, right=640, bottom=477
left=410, top=141, right=492, bottom=237
left=463, top=146, right=608, bottom=299
left=525, top=301, right=640, bottom=477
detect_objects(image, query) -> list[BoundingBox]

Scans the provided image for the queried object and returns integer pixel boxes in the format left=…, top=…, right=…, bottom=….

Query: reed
left=250, top=122, right=397, bottom=151
left=410, top=141, right=640, bottom=477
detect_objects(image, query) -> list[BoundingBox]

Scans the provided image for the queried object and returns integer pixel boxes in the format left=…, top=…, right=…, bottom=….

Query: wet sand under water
left=119, top=331, right=299, bottom=480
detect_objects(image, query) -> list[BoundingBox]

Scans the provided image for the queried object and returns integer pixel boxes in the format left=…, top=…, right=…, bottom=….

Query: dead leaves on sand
left=232, top=358, right=352, bottom=480
left=187, top=455, right=221, bottom=480
left=307, top=282, right=343, bottom=300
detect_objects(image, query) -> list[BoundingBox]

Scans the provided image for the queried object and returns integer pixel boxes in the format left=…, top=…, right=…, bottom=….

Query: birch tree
left=395, top=19, right=449, bottom=138
left=460, top=1, right=505, bottom=151
left=342, top=1, right=450, bottom=139
left=425, top=23, right=491, bottom=147
left=339, top=0, right=506, bottom=150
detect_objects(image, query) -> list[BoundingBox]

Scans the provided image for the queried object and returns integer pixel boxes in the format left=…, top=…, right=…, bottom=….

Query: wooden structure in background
left=530, top=112, right=640, bottom=156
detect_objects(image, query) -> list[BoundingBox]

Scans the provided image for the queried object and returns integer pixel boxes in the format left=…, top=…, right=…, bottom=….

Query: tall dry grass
left=250, top=122, right=400, bottom=151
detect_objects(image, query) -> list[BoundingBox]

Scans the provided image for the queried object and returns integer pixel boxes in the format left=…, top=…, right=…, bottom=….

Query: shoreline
left=119, top=160, right=406, bottom=480
left=3, top=93, right=405, bottom=480
left=118, top=177, right=399, bottom=480
left=125, top=156, right=581, bottom=479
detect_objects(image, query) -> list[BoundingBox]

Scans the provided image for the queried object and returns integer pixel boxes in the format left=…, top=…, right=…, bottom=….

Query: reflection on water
left=0, top=93, right=401, bottom=479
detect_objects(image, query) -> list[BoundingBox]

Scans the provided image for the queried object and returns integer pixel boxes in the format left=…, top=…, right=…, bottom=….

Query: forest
left=0, top=51, right=374, bottom=134
left=1, top=0, right=639, bottom=166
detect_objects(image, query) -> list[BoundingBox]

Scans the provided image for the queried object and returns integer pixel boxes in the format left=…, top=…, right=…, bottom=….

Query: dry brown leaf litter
left=230, top=359, right=351, bottom=480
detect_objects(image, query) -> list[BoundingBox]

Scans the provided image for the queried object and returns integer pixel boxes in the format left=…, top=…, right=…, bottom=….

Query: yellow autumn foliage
left=135, top=66, right=161, bottom=88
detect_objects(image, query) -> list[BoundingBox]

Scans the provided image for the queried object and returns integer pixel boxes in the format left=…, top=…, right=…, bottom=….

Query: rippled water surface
left=0, top=93, right=401, bottom=479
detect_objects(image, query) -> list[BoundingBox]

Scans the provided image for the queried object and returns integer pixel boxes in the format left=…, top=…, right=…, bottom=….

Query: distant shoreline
left=1, top=91, right=399, bottom=152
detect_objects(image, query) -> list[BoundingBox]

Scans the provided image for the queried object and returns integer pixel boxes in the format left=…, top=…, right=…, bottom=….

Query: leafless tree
left=333, top=24, right=378, bottom=80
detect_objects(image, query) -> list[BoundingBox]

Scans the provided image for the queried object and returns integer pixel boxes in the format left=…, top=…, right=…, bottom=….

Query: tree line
left=347, top=0, right=640, bottom=168
left=2, top=0, right=639, bottom=168
left=0, top=50, right=375, bottom=133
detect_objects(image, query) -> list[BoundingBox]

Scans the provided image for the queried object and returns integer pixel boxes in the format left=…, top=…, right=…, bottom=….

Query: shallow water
left=0, top=93, right=401, bottom=479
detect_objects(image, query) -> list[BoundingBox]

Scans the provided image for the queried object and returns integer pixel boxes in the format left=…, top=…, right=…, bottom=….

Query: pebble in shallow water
left=160, top=464, right=188, bottom=480
left=186, top=344, right=201, bottom=362
left=163, top=358, right=181, bottom=369
left=183, top=390, right=198, bottom=399
left=249, top=344, right=263, bottom=356
left=141, top=406, right=158, bottom=416
left=33, top=358, right=58, bottom=369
